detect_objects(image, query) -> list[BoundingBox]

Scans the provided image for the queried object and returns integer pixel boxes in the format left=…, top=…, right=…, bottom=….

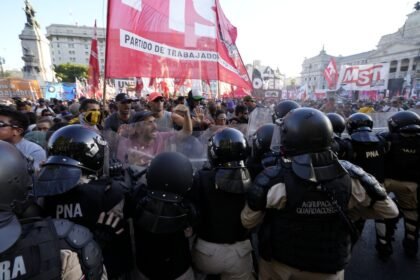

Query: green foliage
left=54, top=63, right=88, bottom=82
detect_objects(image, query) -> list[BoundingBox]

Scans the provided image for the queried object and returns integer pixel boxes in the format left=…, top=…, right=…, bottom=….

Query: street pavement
left=346, top=220, right=420, bottom=280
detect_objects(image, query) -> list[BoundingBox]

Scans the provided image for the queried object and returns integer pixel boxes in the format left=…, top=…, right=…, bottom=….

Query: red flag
left=323, top=57, right=338, bottom=89
left=88, top=20, right=100, bottom=98
left=105, top=0, right=251, bottom=90
left=148, top=77, right=155, bottom=89
left=135, top=77, right=143, bottom=95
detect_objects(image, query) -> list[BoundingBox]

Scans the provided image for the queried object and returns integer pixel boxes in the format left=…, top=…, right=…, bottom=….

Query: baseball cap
left=191, top=89, right=204, bottom=101
left=115, top=93, right=133, bottom=103
left=129, top=111, right=154, bottom=123
left=243, top=95, right=255, bottom=102
left=148, top=92, right=163, bottom=102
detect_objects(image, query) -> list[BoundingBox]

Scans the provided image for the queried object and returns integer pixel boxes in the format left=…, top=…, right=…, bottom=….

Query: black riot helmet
left=280, top=108, right=333, bottom=156
left=47, top=125, right=107, bottom=173
left=274, top=100, right=300, bottom=120
left=252, top=124, right=275, bottom=156
left=146, top=152, right=193, bottom=195
left=346, top=113, right=373, bottom=135
left=0, top=141, right=32, bottom=253
left=388, top=110, right=420, bottom=134
left=208, top=127, right=249, bottom=167
left=0, top=141, right=32, bottom=210
left=326, top=113, right=346, bottom=136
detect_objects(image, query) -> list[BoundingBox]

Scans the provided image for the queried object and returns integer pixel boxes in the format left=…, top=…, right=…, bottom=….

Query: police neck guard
left=290, top=150, right=347, bottom=183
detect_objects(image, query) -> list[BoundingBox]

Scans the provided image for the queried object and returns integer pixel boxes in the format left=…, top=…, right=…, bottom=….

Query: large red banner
left=106, top=0, right=251, bottom=90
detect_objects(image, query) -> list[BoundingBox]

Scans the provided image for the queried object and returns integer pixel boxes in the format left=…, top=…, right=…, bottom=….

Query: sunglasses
left=0, top=121, right=18, bottom=128
left=153, top=98, right=164, bottom=103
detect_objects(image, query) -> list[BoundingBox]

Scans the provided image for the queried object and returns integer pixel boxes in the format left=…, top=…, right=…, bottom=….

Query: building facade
left=301, top=4, right=420, bottom=97
left=46, top=24, right=106, bottom=73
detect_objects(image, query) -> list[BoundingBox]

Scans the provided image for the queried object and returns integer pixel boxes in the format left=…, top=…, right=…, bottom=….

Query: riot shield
left=104, top=119, right=212, bottom=173
left=246, top=107, right=273, bottom=142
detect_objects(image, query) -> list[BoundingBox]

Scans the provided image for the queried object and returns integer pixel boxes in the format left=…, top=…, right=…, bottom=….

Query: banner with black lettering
left=106, top=0, right=251, bottom=90
left=336, top=63, right=390, bottom=91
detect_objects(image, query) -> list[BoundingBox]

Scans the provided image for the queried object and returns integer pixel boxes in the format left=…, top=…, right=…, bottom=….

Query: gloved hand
left=93, top=212, right=124, bottom=248
left=109, top=159, right=124, bottom=177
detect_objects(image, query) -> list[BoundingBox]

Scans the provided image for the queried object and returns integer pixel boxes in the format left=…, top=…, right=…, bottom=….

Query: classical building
left=46, top=24, right=106, bottom=73
left=301, top=2, right=420, bottom=97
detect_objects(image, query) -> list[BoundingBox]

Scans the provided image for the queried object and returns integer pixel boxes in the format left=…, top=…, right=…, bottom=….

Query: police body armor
left=249, top=151, right=353, bottom=273
left=195, top=167, right=251, bottom=244
left=40, top=178, right=132, bottom=279
left=133, top=186, right=195, bottom=280
left=384, top=132, right=420, bottom=182
left=331, top=134, right=351, bottom=160
left=0, top=218, right=102, bottom=280
left=346, top=131, right=387, bottom=183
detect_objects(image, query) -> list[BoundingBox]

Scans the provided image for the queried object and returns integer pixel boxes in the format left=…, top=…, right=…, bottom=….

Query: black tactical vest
left=42, top=179, right=132, bottom=279
left=386, top=133, right=420, bottom=182
left=348, top=131, right=387, bottom=183
left=194, top=168, right=250, bottom=244
left=133, top=186, right=193, bottom=280
left=266, top=169, right=352, bottom=273
left=0, top=218, right=103, bottom=280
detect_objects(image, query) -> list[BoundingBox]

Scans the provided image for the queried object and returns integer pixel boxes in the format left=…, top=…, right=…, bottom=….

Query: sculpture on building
left=415, top=2, right=420, bottom=11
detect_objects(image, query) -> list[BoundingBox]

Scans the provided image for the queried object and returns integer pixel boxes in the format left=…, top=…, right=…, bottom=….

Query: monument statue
left=415, top=2, right=420, bottom=11
left=20, top=0, right=55, bottom=83
left=24, top=0, right=39, bottom=27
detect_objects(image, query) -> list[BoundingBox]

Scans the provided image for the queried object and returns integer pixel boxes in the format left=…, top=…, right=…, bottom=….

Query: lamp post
left=0, top=57, right=5, bottom=78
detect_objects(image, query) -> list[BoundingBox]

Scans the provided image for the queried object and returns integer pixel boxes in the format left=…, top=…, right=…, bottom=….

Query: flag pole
left=103, top=0, right=111, bottom=111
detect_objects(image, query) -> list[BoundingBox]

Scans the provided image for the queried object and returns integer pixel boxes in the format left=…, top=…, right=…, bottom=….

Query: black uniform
left=0, top=140, right=104, bottom=280
left=379, top=130, right=420, bottom=258
left=39, top=177, right=132, bottom=279
left=343, top=131, right=388, bottom=183
left=0, top=218, right=103, bottom=280
left=193, top=167, right=251, bottom=244
left=245, top=108, right=395, bottom=276
left=248, top=152, right=353, bottom=273
left=191, top=127, right=254, bottom=279
left=131, top=186, right=194, bottom=280
left=131, top=152, right=196, bottom=280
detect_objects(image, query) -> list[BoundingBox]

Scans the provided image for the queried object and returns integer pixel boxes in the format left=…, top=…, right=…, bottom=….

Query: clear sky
left=0, top=0, right=415, bottom=76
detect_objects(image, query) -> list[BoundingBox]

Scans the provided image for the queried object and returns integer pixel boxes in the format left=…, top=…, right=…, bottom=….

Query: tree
left=54, top=63, right=88, bottom=82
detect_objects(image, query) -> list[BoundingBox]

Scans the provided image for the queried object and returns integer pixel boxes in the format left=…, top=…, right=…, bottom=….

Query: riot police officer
left=273, top=100, right=300, bottom=122
left=376, top=111, right=420, bottom=259
left=326, top=112, right=350, bottom=159
left=0, top=140, right=105, bottom=280
left=270, top=100, right=301, bottom=154
left=242, top=108, right=398, bottom=280
left=35, top=124, right=132, bottom=279
left=132, top=152, right=197, bottom=280
left=342, top=113, right=389, bottom=253
left=191, top=128, right=254, bottom=279
left=343, top=113, right=388, bottom=183
left=247, top=123, right=277, bottom=180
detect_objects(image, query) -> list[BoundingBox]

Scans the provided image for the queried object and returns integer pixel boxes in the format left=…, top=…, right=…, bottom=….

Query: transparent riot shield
left=370, top=112, right=394, bottom=133
left=246, top=107, right=273, bottom=142
left=270, top=119, right=282, bottom=153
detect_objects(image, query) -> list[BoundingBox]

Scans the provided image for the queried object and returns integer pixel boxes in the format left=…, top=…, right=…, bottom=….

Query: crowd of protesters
left=0, top=90, right=419, bottom=279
